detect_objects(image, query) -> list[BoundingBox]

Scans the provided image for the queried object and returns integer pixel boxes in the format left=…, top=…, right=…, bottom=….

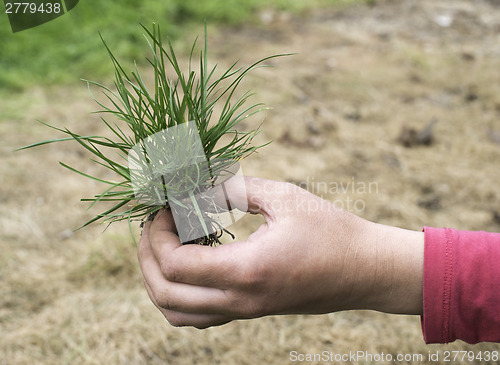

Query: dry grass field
left=2, top=0, right=500, bottom=364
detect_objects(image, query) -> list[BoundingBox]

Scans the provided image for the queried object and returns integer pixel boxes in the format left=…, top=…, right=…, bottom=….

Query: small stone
left=59, top=229, right=74, bottom=240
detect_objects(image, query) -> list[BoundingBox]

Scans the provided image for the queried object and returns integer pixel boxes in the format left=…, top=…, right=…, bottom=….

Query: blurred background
left=1, top=0, right=500, bottom=364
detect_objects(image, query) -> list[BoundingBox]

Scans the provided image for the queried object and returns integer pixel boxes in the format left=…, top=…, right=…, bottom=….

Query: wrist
left=365, top=222, right=424, bottom=315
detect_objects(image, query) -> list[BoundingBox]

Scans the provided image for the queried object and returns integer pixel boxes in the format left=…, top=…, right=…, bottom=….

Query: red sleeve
left=421, top=226, right=500, bottom=344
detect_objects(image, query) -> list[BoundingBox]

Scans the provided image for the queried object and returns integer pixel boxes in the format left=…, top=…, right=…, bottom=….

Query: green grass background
left=0, top=0, right=362, bottom=91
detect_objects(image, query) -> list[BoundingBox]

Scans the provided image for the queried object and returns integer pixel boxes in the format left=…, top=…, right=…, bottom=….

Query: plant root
left=140, top=209, right=234, bottom=246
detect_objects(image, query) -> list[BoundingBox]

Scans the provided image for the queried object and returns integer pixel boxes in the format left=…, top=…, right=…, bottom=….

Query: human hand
left=137, top=176, right=424, bottom=329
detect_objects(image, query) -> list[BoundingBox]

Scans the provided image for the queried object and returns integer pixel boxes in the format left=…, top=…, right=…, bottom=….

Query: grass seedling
left=20, top=23, right=288, bottom=245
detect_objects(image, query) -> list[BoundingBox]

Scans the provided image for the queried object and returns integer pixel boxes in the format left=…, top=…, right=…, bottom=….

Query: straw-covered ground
left=2, top=0, right=500, bottom=363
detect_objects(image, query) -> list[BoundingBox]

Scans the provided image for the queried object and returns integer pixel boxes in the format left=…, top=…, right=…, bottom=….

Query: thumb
left=219, top=176, right=292, bottom=220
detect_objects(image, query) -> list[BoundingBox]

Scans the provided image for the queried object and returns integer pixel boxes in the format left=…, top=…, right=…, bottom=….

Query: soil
left=216, top=0, right=500, bottom=236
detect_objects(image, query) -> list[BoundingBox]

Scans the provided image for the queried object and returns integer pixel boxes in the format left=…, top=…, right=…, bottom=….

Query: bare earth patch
left=1, top=0, right=500, bottom=364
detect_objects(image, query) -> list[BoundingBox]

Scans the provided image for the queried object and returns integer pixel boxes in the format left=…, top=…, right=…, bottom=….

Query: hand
left=137, top=176, right=424, bottom=329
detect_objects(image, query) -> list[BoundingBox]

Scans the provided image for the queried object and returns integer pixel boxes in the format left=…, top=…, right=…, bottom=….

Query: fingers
left=164, top=311, right=234, bottom=329
left=146, top=208, right=246, bottom=287
left=139, top=213, right=257, bottom=317
left=147, top=209, right=182, bottom=263
left=151, top=208, right=178, bottom=232
left=213, top=175, right=299, bottom=220
left=145, top=197, right=263, bottom=289
left=220, top=175, right=276, bottom=218
left=149, top=209, right=179, bottom=242
left=158, top=241, right=254, bottom=288
left=137, top=178, right=286, bottom=327
left=142, top=263, right=232, bottom=317
left=143, top=279, right=233, bottom=329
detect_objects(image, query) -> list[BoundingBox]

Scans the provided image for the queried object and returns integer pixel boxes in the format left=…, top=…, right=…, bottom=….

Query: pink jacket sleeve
left=422, top=226, right=500, bottom=344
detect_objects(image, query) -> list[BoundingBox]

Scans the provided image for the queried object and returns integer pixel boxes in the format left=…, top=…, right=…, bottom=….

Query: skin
left=137, top=176, right=424, bottom=329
